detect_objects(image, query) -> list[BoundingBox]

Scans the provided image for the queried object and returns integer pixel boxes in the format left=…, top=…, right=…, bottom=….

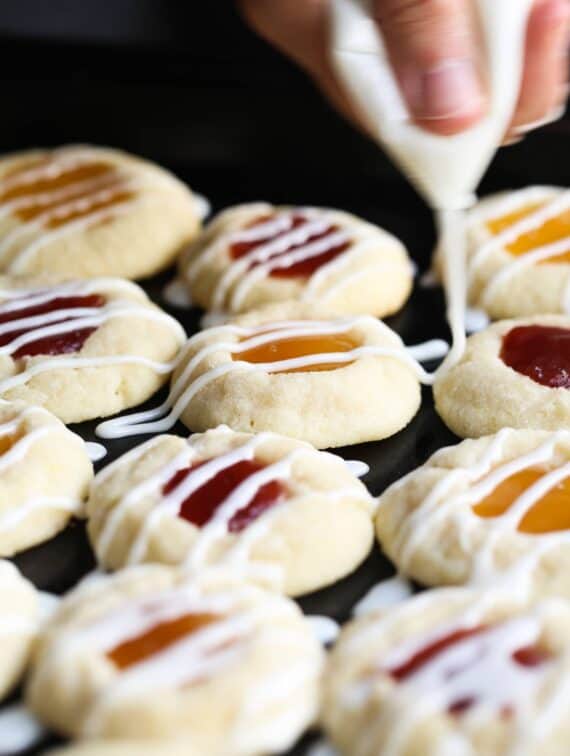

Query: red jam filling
left=229, top=212, right=350, bottom=278
left=500, top=325, right=570, bottom=388
left=0, top=293, right=105, bottom=358
left=163, top=458, right=286, bottom=533
left=107, top=612, right=218, bottom=669
left=387, top=626, right=550, bottom=717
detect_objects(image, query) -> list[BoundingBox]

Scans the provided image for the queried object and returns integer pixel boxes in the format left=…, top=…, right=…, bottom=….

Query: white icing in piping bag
left=330, top=0, right=534, bottom=367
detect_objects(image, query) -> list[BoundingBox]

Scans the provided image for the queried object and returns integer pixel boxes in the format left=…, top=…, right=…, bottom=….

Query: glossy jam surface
left=487, top=202, right=570, bottom=263
left=230, top=213, right=350, bottom=278
left=163, top=458, right=286, bottom=533
left=388, top=625, right=549, bottom=717
left=0, top=293, right=105, bottom=358
left=500, top=325, right=570, bottom=389
left=235, top=330, right=359, bottom=373
left=108, top=612, right=218, bottom=669
left=473, top=465, right=570, bottom=534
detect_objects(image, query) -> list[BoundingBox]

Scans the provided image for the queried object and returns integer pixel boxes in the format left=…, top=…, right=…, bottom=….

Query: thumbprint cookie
left=323, top=588, right=570, bottom=756
left=117, top=303, right=424, bottom=449
left=377, top=429, right=570, bottom=599
left=434, top=315, right=570, bottom=438
left=466, top=186, right=570, bottom=319
left=26, top=566, right=324, bottom=752
left=0, top=400, right=92, bottom=556
left=0, top=560, right=39, bottom=700
left=179, top=203, right=413, bottom=317
left=0, top=144, right=202, bottom=279
left=87, top=425, right=375, bottom=596
left=0, top=275, right=185, bottom=423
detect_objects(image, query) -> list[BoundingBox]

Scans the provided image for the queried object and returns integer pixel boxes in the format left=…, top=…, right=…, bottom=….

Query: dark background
left=0, top=0, right=568, bottom=274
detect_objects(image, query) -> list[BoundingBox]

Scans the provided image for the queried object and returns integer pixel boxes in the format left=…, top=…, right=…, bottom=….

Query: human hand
left=239, top=0, right=570, bottom=142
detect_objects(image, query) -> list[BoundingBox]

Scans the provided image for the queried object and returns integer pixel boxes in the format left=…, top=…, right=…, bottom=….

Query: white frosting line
left=162, top=277, right=193, bottom=309
left=306, top=615, right=341, bottom=645
left=85, top=441, right=107, bottom=462
left=0, top=704, right=46, bottom=754
left=344, top=459, right=370, bottom=478
left=186, top=207, right=398, bottom=314
left=352, top=575, right=414, bottom=617
left=96, top=317, right=438, bottom=440
left=469, top=191, right=570, bottom=313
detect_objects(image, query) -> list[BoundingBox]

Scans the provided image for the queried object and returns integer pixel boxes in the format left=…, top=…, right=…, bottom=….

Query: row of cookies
left=317, top=188, right=570, bottom=756
left=317, top=188, right=570, bottom=755
left=7, top=426, right=570, bottom=755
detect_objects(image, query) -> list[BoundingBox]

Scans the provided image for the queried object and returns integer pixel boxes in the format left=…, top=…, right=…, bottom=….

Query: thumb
left=373, top=0, right=486, bottom=135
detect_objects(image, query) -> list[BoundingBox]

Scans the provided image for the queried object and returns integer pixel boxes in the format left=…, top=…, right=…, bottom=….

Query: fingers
left=508, top=0, right=570, bottom=139
left=373, top=0, right=486, bottom=135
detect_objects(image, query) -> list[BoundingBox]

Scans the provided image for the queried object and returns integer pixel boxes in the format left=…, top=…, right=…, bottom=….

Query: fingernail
left=514, top=103, right=567, bottom=134
left=502, top=134, right=525, bottom=147
left=418, top=59, right=483, bottom=120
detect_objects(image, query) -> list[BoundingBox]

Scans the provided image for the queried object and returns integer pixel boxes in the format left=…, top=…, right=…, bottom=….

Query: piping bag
left=330, top=0, right=535, bottom=373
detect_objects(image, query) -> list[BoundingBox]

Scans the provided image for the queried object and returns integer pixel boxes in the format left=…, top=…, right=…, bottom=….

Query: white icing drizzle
left=344, top=459, right=370, bottom=478
left=93, top=428, right=373, bottom=588
left=0, top=278, right=184, bottom=396
left=0, top=405, right=87, bottom=534
left=306, top=615, right=341, bottom=645
left=185, top=206, right=398, bottom=314
left=467, top=189, right=570, bottom=313
left=85, top=441, right=108, bottom=463
left=162, top=277, right=193, bottom=309
left=37, top=571, right=322, bottom=746
left=389, top=429, right=570, bottom=591
left=193, top=192, right=211, bottom=220
left=96, top=317, right=445, bottom=440
left=0, top=147, right=191, bottom=274
left=464, top=307, right=490, bottom=333
left=352, top=575, right=414, bottom=617
left=38, top=592, right=61, bottom=625
left=0, top=704, right=46, bottom=754
left=306, top=740, right=340, bottom=756
left=340, top=595, right=562, bottom=756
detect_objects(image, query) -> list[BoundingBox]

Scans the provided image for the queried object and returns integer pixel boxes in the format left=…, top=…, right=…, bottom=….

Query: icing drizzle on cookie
left=386, top=429, right=570, bottom=591
left=37, top=568, right=322, bottom=743
left=467, top=188, right=570, bottom=313
left=185, top=205, right=407, bottom=314
left=96, top=317, right=447, bottom=440
left=0, top=148, right=151, bottom=272
left=0, top=278, right=185, bottom=396
left=93, top=427, right=373, bottom=585
left=0, top=405, right=87, bottom=537
left=338, top=595, right=563, bottom=756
